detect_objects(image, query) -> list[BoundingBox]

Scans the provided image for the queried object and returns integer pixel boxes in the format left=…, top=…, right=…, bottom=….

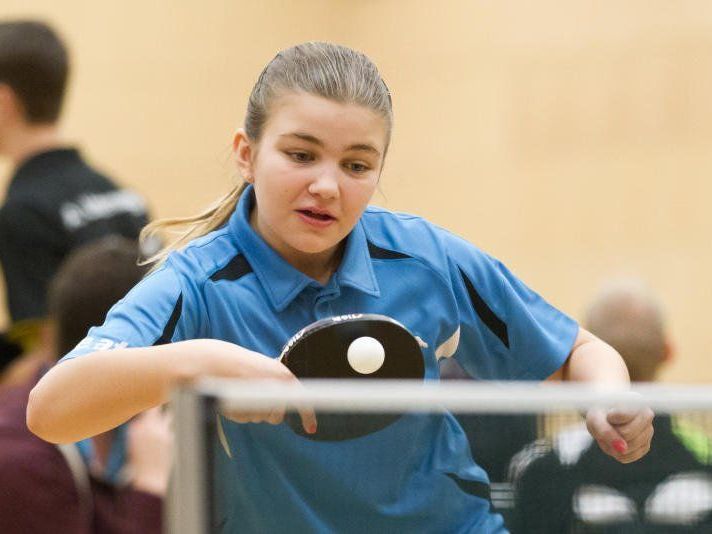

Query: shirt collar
left=228, top=185, right=380, bottom=312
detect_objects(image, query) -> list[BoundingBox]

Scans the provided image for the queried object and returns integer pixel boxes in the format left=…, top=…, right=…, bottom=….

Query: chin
left=288, top=235, right=339, bottom=255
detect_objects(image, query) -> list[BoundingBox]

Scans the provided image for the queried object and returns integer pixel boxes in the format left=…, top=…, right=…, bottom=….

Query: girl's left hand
left=585, top=405, right=655, bottom=463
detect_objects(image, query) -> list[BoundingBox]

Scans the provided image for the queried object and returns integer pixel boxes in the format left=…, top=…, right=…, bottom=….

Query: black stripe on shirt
left=458, top=267, right=509, bottom=349
left=210, top=254, right=253, bottom=282
left=367, top=241, right=411, bottom=260
left=446, top=473, right=492, bottom=503
left=153, top=294, right=183, bottom=346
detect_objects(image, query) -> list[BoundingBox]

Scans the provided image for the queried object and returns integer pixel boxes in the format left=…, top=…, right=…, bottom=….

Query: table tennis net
left=170, top=380, right=712, bottom=533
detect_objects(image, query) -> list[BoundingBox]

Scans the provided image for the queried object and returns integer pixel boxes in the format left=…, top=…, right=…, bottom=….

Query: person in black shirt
left=0, top=20, right=152, bottom=352
left=510, top=279, right=712, bottom=533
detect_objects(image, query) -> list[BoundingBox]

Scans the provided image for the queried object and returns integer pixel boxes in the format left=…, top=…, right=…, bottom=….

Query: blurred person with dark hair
left=0, top=237, right=170, bottom=533
left=0, top=20, right=152, bottom=353
left=510, top=279, right=712, bottom=533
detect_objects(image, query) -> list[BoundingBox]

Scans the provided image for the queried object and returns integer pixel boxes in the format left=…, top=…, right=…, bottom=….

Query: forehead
left=263, top=92, right=388, bottom=151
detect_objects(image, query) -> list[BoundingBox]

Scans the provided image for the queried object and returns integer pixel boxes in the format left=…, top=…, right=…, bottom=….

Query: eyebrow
left=280, top=132, right=381, bottom=157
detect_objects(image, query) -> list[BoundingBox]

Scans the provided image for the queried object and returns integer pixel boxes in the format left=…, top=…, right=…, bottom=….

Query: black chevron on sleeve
left=458, top=267, right=509, bottom=349
left=153, top=293, right=183, bottom=345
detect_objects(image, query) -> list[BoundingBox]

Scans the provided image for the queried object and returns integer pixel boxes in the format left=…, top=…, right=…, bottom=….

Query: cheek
left=260, top=159, right=310, bottom=193
left=343, top=180, right=377, bottom=217
left=253, top=164, right=294, bottom=199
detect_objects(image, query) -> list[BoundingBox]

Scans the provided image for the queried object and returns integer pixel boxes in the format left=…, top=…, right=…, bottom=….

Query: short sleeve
left=59, top=262, right=201, bottom=362
left=442, top=231, right=578, bottom=380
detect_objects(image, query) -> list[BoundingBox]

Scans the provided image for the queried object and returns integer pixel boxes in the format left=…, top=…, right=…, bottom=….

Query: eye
left=287, top=151, right=314, bottom=163
left=345, top=161, right=371, bottom=174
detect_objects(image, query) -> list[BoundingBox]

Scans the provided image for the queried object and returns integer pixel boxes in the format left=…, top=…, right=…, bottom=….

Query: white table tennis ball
left=347, top=336, right=385, bottom=374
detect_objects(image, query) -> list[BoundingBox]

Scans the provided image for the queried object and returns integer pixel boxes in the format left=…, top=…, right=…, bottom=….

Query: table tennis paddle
left=280, top=313, right=425, bottom=441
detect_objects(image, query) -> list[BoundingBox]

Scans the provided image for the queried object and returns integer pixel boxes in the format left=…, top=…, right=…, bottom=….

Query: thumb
left=586, top=407, right=628, bottom=454
left=606, top=407, right=637, bottom=426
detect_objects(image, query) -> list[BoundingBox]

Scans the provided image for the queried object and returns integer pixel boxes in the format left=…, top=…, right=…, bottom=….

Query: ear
left=0, top=84, right=12, bottom=120
left=39, top=320, right=60, bottom=363
left=233, top=128, right=254, bottom=183
left=661, top=338, right=675, bottom=365
left=0, top=83, right=22, bottom=122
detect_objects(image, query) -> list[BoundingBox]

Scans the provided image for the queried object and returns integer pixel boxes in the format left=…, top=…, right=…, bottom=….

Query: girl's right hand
left=189, top=339, right=317, bottom=435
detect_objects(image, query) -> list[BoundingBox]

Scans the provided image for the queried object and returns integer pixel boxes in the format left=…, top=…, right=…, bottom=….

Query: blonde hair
left=141, top=42, right=392, bottom=268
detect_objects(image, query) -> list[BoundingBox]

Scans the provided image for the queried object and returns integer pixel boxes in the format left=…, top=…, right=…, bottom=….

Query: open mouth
left=298, top=209, right=334, bottom=221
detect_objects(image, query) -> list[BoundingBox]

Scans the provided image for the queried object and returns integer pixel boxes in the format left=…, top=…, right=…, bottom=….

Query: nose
left=307, top=165, right=340, bottom=199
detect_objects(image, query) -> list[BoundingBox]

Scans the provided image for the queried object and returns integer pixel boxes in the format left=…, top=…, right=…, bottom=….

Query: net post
left=168, top=384, right=210, bottom=534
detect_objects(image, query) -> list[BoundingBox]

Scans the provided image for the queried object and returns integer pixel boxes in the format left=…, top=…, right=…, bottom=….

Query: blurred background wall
left=1, top=1, right=710, bottom=382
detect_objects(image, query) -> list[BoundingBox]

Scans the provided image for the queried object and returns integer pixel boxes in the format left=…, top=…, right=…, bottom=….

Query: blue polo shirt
left=63, top=186, right=578, bottom=533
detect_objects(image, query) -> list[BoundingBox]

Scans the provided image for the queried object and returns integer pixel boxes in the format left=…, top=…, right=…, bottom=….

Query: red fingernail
left=308, top=424, right=317, bottom=434
left=612, top=439, right=627, bottom=453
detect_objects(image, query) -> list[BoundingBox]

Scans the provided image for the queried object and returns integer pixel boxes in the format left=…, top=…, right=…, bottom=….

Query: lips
left=296, top=208, right=337, bottom=228
left=297, top=208, right=335, bottom=221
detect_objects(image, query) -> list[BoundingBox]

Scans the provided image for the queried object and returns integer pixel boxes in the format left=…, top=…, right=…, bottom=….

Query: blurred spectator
left=510, top=278, right=712, bottom=533
left=0, top=330, right=22, bottom=381
left=0, top=20, right=153, bottom=352
left=0, top=237, right=170, bottom=533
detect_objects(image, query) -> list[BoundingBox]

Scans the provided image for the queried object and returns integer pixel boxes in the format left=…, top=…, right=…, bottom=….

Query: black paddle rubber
left=280, top=314, right=425, bottom=441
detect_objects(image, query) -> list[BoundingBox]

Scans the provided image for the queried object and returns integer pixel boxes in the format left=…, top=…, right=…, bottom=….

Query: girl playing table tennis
left=28, top=42, right=653, bottom=533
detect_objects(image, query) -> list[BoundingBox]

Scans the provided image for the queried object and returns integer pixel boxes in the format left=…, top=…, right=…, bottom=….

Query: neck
left=294, top=245, right=344, bottom=285
left=2, top=123, right=63, bottom=168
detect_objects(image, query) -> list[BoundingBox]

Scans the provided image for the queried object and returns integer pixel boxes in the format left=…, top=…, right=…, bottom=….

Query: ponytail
left=140, top=182, right=248, bottom=270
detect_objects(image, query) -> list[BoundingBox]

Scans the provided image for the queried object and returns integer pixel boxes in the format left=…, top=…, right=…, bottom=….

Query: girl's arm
left=27, top=339, right=316, bottom=444
left=559, top=327, right=630, bottom=384
left=558, top=327, right=654, bottom=463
